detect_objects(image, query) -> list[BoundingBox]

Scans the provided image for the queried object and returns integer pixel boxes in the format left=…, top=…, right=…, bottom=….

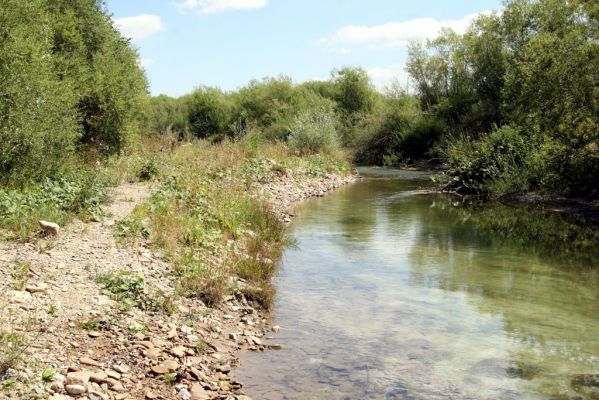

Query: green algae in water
left=235, top=170, right=599, bottom=400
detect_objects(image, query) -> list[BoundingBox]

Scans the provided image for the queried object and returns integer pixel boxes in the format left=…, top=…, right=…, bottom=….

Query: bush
left=186, top=87, right=232, bottom=139
left=443, top=125, right=534, bottom=195
left=0, top=0, right=80, bottom=186
left=0, top=172, right=107, bottom=239
left=288, top=105, right=340, bottom=154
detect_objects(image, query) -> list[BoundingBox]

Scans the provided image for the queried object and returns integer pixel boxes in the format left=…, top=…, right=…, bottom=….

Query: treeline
left=2, top=0, right=597, bottom=199
left=401, top=0, right=599, bottom=196
left=146, top=0, right=598, bottom=198
left=0, top=0, right=147, bottom=186
left=144, top=68, right=382, bottom=151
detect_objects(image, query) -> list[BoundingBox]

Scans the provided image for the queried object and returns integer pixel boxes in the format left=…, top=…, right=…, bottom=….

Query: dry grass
left=111, top=136, right=348, bottom=309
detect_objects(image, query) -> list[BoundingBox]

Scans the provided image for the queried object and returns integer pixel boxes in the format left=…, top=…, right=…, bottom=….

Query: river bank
left=0, top=141, right=356, bottom=400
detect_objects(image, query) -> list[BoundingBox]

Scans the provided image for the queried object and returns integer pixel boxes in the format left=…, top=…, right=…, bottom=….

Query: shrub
left=186, top=87, right=232, bottom=139
left=96, top=271, right=173, bottom=313
left=443, top=125, right=534, bottom=195
left=288, top=105, right=340, bottom=154
left=0, top=0, right=80, bottom=186
left=0, top=172, right=107, bottom=239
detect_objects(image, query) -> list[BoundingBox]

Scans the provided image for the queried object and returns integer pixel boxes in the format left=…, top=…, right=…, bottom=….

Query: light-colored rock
left=90, top=371, right=108, bottom=384
left=88, top=391, right=109, bottom=400
left=112, top=364, right=129, bottom=374
left=170, top=346, right=186, bottom=358
left=66, top=371, right=92, bottom=386
left=25, top=283, right=49, bottom=293
left=271, top=325, right=281, bottom=333
left=145, top=348, right=161, bottom=359
left=250, top=336, right=262, bottom=345
left=39, top=220, right=60, bottom=235
left=179, top=388, right=191, bottom=400
left=190, top=383, right=210, bottom=400
left=80, top=357, right=100, bottom=367
left=145, top=390, right=158, bottom=399
left=65, top=384, right=86, bottom=395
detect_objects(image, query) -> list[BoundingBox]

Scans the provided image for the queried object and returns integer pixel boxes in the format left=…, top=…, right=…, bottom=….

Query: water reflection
left=234, top=169, right=599, bottom=399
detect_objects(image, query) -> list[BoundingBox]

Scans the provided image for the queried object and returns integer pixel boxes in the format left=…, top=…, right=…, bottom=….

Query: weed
left=79, top=316, right=117, bottom=331
left=10, top=261, right=30, bottom=291
left=41, top=367, right=57, bottom=382
left=127, top=321, right=149, bottom=335
left=162, top=373, right=177, bottom=385
left=0, top=329, right=28, bottom=377
left=1, top=378, right=16, bottom=390
left=137, top=159, right=160, bottom=182
left=47, top=305, right=58, bottom=316
left=194, top=339, right=213, bottom=355
left=97, top=271, right=173, bottom=313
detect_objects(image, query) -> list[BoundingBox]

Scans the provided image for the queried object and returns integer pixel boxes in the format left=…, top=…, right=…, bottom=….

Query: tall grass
left=115, top=137, right=348, bottom=309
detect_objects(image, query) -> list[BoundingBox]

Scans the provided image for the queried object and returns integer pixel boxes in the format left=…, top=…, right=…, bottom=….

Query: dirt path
left=0, top=174, right=356, bottom=400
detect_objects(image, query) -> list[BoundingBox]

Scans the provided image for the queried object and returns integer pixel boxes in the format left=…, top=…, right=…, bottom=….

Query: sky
left=106, top=0, right=503, bottom=97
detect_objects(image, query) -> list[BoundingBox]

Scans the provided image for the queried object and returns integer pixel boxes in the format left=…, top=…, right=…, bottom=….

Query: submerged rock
left=572, top=374, right=599, bottom=388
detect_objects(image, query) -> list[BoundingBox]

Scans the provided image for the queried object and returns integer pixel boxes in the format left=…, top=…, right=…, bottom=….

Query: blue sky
left=107, top=0, right=503, bottom=97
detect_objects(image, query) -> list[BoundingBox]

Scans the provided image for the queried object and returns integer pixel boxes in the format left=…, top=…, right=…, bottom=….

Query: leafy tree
left=0, top=0, right=80, bottom=185
left=48, top=0, right=148, bottom=153
left=187, top=87, right=232, bottom=139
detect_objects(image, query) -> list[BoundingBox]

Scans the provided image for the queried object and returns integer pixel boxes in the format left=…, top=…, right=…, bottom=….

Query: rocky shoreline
left=0, top=170, right=357, bottom=400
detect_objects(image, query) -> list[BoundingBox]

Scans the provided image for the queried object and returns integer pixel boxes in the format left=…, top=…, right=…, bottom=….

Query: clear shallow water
left=235, top=168, right=599, bottom=400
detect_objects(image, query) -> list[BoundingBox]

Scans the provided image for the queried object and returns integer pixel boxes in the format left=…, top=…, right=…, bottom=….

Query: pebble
left=65, top=384, right=86, bottom=395
left=179, top=388, right=192, bottom=400
left=80, top=357, right=101, bottom=367
left=112, top=364, right=130, bottom=374
left=190, top=383, right=210, bottom=400
left=66, top=371, right=91, bottom=386
left=88, top=391, right=109, bottom=400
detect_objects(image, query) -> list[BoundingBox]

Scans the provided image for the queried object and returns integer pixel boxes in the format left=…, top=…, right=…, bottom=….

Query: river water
left=234, top=168, right=599, bottom=399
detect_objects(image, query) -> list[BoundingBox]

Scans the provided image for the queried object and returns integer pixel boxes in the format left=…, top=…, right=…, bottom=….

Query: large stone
left=179, top=388, right=191, bottom=400
left=66, top=371, right=92, bottom=386
left=80, top=357, right=100, bottom=367
left=65, top=384, right=87, bottom=395
left=25, top=283, right=49, bottom=293
left=39, top=220, right=60, bottom=235
left=170, top=346, right=186, bottom=358
left=88, top=391, right=109, bottom=400
left=90, top=371, right=108, bottom=384
left=190, top=383, right=210, bottom=400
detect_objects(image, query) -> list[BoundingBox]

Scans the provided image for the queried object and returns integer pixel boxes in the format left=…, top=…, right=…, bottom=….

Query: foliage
left=0, top=0, right=80, bottom=186
left=0, top=0, right=147, bottom=188
left=404, top=0, right=599, bottom=197
left=0, top=172, right=107, bottom=240
left=186, top=87, right=232, bottom=139
left=442, top=125, right=535, bottom=195
left=288, top=105, right=340, bottom=154
left=96, top=271, right=173, bottom=313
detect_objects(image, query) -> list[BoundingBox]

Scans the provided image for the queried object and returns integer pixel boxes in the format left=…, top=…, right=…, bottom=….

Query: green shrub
left=0, top=0, right=80, bottom=186
left=137, top=159, right=160, bottom=182
left=443, top=125, right=534, bottom=195
left=288, top=105, right=340, bottom=154
left=186, top=87, right=232, bottom=139
left=97, top=271, right=173, bottom=313
left=0, top=172, right=107, bottom=239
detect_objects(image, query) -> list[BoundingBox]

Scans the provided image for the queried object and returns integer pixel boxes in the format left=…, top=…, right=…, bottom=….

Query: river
left=234, top=168, right=599, bottom=399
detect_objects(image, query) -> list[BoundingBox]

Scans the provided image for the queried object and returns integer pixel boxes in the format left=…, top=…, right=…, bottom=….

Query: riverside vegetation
left=0, top=0, right=598, bottom=398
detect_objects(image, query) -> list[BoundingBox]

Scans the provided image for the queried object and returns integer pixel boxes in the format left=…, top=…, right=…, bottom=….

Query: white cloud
left=174, top=0, right=267, bottom=14
left=323, top=12, right=490, bottom=48
left=367, top=64, right=411, bottom=91
left=113, top=14, right=165, bottom=42
left=139, top=58, right=155, bottom=68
